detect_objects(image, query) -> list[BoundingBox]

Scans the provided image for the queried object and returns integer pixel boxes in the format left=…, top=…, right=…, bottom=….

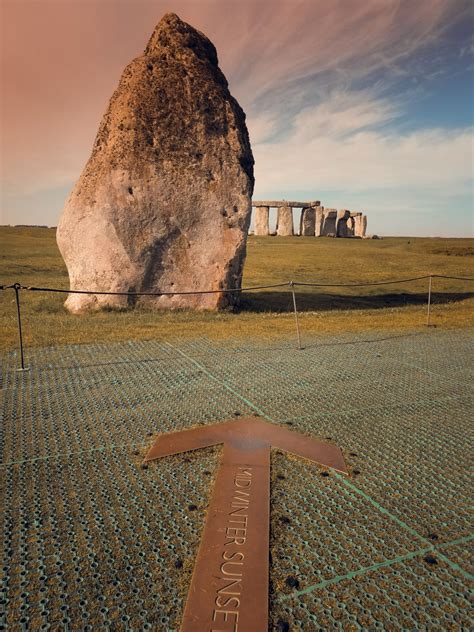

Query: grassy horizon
left=1, top=227, right=473, bottom=352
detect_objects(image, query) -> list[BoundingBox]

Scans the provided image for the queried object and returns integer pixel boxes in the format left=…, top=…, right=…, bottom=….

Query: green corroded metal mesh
left=1, top=329, right=473, bottom=630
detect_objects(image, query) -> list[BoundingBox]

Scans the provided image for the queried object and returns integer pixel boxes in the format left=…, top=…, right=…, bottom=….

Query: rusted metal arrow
left=144, top=416, right=347, bottom=632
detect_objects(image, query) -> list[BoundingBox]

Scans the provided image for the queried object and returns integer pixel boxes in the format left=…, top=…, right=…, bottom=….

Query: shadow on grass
left=238, top=291, right=474, bottom=313
left=6, top=292, right=472, bottom=372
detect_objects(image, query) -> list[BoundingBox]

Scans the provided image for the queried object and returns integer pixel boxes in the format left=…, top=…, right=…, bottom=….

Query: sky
left=1, top=0, right=473, bottom=236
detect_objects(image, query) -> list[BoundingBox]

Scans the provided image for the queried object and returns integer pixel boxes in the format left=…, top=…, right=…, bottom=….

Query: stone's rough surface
left=315, top=206, right=324, bottom=237
left=336, top=209, right=351, bottom=237
left=300, top=207, right=316, bottom=236
left=276, top=206, right=294, bottom=236
left=354, top=214, right=367, bottom=238
left=346, top=216, right=354, bottom=236
left=57, top=13, right=254, bottom=313
left=321, top=209, right=337, bottom=236
left=254, top=206, right=270, bottom=236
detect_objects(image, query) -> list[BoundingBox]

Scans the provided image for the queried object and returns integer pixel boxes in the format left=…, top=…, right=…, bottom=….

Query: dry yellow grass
left=1, top=227, right=473, bottom=352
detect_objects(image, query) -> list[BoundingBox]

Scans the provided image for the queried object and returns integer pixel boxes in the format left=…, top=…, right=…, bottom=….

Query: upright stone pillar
left=321, top=209, right=337, bottom=236
left=347, top=215, right=355, bottom=236
left=300, top=207, right=316, bottom=236
left=354, top=214, right=360, bottom=236
left=315, top=206, right=324, bottom=237
left=254, top=206, right=270, bottom=236
left=336, top=209, right=351, bottom=237
left=362, top=215, right=367, bottom=237
left=276, top=206, right=294, bottom=236
left=353, top=213, right=365, bottom=237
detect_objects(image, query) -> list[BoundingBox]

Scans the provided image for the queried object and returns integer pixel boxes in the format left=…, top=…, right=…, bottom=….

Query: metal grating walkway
left=1, top=329, right=473, bottom=630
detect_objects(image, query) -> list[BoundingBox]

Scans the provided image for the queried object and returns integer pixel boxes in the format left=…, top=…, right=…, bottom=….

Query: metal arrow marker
left=144, top=416, right=348, bottom=632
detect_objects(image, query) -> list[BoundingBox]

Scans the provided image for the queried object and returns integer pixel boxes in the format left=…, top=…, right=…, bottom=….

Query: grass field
left=2, top=230, right=473, bottom=629
left=1, top=226, right=473, bottom=351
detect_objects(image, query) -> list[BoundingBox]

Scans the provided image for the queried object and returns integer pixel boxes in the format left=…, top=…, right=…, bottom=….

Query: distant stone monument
left=57, top=13, right=254, bottom=313
left=251, top=201, right=368, bottom=238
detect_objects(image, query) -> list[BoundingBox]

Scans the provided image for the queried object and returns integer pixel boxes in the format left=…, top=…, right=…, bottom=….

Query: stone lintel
left=252, top=200, right=320, bottom=208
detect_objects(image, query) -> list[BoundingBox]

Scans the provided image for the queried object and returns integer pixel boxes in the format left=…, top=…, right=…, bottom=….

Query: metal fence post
left=13, top=283, right=29, bottom=371
left=289, top=281, right=302, bottom=350
left=426, top=274, right=433, bottom=327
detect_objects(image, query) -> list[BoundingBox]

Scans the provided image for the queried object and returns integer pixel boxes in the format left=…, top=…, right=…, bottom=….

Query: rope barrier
left=2, top=273, right=472, bottom=369
left=1, top=274, right=473, bottom=296
left=16, top=282, right=290, bottom=296
left=1, top=274, right=472, bottom=296
left=431, top=274, right=474, bottom=282
left=293, top=275, right=431, bottom=288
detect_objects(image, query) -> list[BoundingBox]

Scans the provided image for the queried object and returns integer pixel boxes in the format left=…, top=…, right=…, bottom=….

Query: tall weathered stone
left=362, top=215, right=368, bottom=237
left=315, top=206, right=324, bottom=237
left=254, top=206, right=270, bottom=236
left=336, top=209, right=351, bottom=237
left=300, top=207, right=316, bottom=236
left=354, top=213, right=367, bottom=237
left=346, top=215, right=355, bottom=236
left=57, top=13, right=254, bottom=313
left=276, top=206, right=294, bottom=236
left=321, top=209, right=337, bottom=236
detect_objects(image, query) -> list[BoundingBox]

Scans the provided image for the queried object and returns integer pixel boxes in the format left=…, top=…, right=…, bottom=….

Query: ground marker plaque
left=144, top=417, right=347, bottom=631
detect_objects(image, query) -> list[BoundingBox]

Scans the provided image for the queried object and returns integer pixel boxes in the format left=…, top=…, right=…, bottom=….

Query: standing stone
left=315, top=206, right=324, bottom=237
left=321, top=209, right=337, bottom=236
left=353, top=213, right=367, bottom=237
left=254, top=206, right=270, bottom=236
left=276, top=206, right=294, bottom=236
left=353, top=213, right=362, bottom=237
left=336, top=210, right=351, bottom=237
left=300, top=207, right=316, bottom=236
left=57, top=13, right=254, bottom=313
left=346, top=215, right=355, bottom=236
left=362, top=215, right=368, bottom=237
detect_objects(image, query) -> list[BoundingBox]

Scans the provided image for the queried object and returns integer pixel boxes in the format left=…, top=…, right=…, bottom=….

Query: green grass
left=1, top=226, right=473, bottom=351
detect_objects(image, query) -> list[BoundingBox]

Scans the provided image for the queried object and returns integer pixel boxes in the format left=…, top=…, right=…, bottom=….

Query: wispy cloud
left=252, top=113, right=472, bottom=194
left=214, top=0, right=471, bottom=108
left=1, top=0, right=472, bottom=233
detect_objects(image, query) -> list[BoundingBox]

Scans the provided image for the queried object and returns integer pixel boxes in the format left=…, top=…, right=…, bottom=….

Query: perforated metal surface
left=1, top=330, right=472, bottom=629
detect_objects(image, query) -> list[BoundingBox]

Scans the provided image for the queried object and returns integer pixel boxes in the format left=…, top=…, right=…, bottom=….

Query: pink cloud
left=0, top=0, right=471, bottom=225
